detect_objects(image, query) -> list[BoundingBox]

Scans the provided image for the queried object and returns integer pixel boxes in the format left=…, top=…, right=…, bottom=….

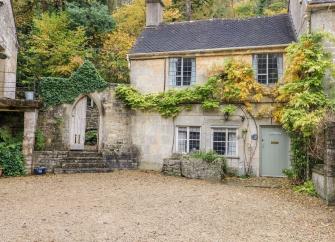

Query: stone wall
left=312, top=123, right=335, bottom=205
left=23, top=110, right=38, bottom=174
left=131, top=104, right=279, bottom=175
left=162, top=156, right=225, bottom=181
left=33, top=149, right=139, bottom=173
left=36, top=87, right=133, bottom=153
left=33, top=151, right=68, bottom=172
left=86, top=99, right=99, bottom=131
left=37, top=105, right=67, bottom=150
left=130, top=47, right=287, bottom=94
left=0, top=0, right=18, bottom=99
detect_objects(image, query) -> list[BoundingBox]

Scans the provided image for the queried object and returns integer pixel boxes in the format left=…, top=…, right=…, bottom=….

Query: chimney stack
left=146, top=0, right=164, bottom=27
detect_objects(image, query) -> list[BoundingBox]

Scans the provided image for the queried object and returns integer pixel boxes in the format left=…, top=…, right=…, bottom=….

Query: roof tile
left=130, top=14, right=296, bottom=55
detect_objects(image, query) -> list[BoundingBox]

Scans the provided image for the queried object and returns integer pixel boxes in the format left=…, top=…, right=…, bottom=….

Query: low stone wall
left=162, top=156, right=225, bottom=181
left=33, top=151, right=69, bottom=172
left=312, top=164, right=335, bottom=206
left=33, top=150, right=139, bottom=173
left=104, top=151, right=139, bottom=170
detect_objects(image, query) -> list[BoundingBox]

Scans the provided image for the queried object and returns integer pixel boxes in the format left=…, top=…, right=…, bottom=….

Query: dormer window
left=169, top=57, right=196, bottom=86
left=253, top=53, right=283, bottom=84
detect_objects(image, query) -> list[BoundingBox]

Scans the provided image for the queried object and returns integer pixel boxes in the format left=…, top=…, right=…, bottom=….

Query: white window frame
left=211, top=127, right=238, bottom=157
left=253, top=53, right=283, bottom=85
left=169, top=57, right=196, bottom=87
left=176, top=126, right=201, bottom=153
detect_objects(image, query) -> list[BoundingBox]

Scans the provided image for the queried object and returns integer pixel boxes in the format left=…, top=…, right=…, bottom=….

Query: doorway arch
left=69, top=95, right=102, bottom=151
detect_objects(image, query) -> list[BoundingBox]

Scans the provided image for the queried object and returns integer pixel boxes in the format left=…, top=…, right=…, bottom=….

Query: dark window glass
left=255, top=54, right=282, bottom=85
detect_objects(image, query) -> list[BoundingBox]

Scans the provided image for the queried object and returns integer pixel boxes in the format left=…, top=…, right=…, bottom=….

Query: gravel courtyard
left=0, top=171, right=334, bottom=242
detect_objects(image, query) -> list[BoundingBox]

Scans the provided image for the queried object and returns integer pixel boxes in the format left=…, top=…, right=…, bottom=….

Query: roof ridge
left=160, top=13, right=289, bottom=26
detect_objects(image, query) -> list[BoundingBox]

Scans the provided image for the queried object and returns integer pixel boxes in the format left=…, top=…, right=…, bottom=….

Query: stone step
left=54, top=167, right=113, bottom=174
left=61, top=162, right=110, bottom=169
left=63, top=157, right=104, bottom=163
left=67, top=151, right=102, bottom=158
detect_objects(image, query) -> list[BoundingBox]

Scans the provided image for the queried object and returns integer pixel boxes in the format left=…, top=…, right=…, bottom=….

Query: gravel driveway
left=0, top=171, right=334, bottom=242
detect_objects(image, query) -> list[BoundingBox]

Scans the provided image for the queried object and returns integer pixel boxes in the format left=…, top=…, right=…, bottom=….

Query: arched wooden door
left=70, top=97, right=87, bottom=150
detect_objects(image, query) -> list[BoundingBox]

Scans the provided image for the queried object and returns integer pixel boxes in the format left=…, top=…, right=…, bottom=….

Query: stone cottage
left=0, top=0, right=39, bottom=172
left=128, top=0, right=296, bottom=176
left=34, top=0, right=335, bottom=185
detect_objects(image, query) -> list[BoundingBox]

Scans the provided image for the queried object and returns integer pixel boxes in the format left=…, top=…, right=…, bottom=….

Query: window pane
left=182, top=58, right=195, bottom=86
left=257, top=54, right=267, bottom=74
left=213, top=130, right=226, bottom=155
left=178, top=127, right=187, bottom=153
left=169, top=58, right=183, bottom=86
left=189, top=127, right=200, bottom=152
left=268, top=54, right=278, bottom=84
left=227, top=130, right=237, bottom=156
left=257, top=74, right=267, bottom=84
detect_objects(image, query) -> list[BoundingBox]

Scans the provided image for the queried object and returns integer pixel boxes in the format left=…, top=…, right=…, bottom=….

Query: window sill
left=170, top=85, right=194, bottom=88
left=224, top=156, right=240, bottom=159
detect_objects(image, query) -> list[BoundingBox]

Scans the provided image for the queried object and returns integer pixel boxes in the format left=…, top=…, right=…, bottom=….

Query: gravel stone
left=0, top=171, right=334, bottom=241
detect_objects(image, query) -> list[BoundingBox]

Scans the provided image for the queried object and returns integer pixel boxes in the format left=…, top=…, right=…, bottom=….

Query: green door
left=261, top=127, right=289, bottom=177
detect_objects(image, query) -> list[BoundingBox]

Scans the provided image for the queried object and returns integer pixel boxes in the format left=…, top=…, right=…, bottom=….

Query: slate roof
left=130, top=14, right=296, bottom=56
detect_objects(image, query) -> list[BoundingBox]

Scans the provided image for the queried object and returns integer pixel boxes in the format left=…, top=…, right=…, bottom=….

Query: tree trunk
left=186, top=0, right=192, bottom=21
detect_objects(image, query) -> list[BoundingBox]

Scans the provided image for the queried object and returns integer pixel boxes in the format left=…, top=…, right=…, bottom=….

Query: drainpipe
left=306, top=11, right=312, bottom=34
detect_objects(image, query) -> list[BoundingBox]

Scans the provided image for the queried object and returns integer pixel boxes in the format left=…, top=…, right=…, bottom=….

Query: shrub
left=0, top=143, right=25, bottom=177
left=85, top=130, right=98, bottom=145
left=35, top=129, right=46, bottom=151
left=0, top=127, right=26, bottom=177
left=190, top=150, right=220, bottom=163
left=293, top=180, right=317, bottom=197
left=189, top=151, right=227, bottom=179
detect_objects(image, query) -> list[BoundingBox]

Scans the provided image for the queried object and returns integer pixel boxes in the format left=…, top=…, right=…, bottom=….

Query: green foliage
left=66, top=2, right=116, bottom=47
left=190, top=150, right=222, bottom=163
left=235, top=1, right=256, bottom=18
left=282, top=168, right=297, bottom=180
left=39, top=60, right=108, bottom=106
left=85, top=130, right=98, bottom=145
left=115, top=77, right=217, bottom=117
left=27, top=12, right=87, bottom=78
left=277, top=32, right=335, bottom=181
left=0, top=128, right=25, bottom=177
left=35, top=129, right=46, bottom=151
left=293, top=180, right=317, bottom=197
left=278, top=33, right=334, bottom=137
left=221, top=104, right=237, bottom=115
left=97, top=31, right=135, bottom=83
left=116, top=60, right=264, bottom=118
left=279, top=32, right=334, bottom=156
left=189, top=150, right=227, bottom=177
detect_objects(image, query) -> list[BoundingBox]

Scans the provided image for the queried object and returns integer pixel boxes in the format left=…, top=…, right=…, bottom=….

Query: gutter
left=129, top=44, right=291, bottom=60
left=306, top=2, right=335, bottom=9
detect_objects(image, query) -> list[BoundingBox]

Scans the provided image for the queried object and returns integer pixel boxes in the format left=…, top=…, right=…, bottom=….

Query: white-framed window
left=212, top=127, right=238, bottom=157
left=253, top=53, right=283, bottom=84
left=176, top=126, right=200, bottom=153
left=169, top=57, right=196, bottom=86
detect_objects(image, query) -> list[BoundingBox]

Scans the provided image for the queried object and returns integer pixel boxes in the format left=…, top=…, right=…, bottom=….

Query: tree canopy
left=13, top=0, right=289, bottom=86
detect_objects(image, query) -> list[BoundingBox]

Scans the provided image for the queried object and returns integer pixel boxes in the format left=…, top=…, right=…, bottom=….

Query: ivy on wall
left=39, top=60, right=108, bottom=106
left=116, top=32, right=335, bottom=181
left=276, top=32, right=335, bottom=181
left=116, top=60, right=273, bottom=118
